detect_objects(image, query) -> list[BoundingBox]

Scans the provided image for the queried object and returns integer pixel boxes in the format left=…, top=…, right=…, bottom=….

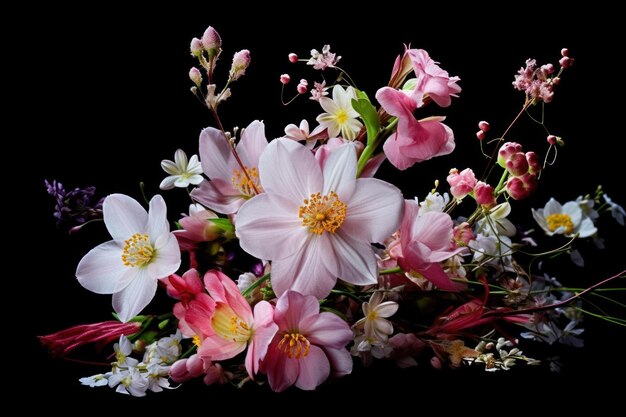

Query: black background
left=15, top=5, right=625, bottom=411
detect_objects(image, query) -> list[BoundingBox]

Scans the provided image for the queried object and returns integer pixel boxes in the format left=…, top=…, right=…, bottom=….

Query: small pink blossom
left=376, top=87, right=455, bottom=170
left=309, top=80, right=328, bottom=101
left=404, top=49, right=461, bottom=108
left=189, top=67, right=202, bottom=85
left=505, top=152, right=529, bottom=177
left=284, top=119, right=325, bottom=148
left=526, top=151, right=542, bottom=174
left=163, top=269, right=204, bottom=337
left=497, top=142, right=523, bottom=167
left=230, top=49, right=251, bottom=81
left=169, top=353, right=207, bottom=382
left=190, top=38, right=203, bottom=57
left=173, top=205, right=223, bottom=252
left=279, top=74, right=291, bottom=85
left=307, top=45, right=341, bottom=70
left=476, top=130, right=486, bottom=140
left=447, top=168, right=477, bottom=200
left=513, top=58, right=556, bottom=102
left=452, top=222, right=474, bottom=247
left=478, top=121, right=490, bottom=132
left=474, top=181, right=496, bottom=207
left=260, top=291, right=353, bottom=392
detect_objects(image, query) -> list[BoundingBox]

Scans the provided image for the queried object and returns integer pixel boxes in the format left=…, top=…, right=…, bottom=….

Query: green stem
left=330, top=289, right=364, bottom=303
left=379, top=266, right=402, bottom=275
left=242, top=273, right=270, bottom=297
left=356, top=118, right=398, bottom=177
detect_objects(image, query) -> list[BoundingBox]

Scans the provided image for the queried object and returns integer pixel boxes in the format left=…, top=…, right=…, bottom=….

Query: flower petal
left=274, top=291, right=321, bottom=330
left=376, top=301, right=399, bottom=318
left=246, top=301, right=278, bottom=377
left=324, top=346, right=353, bottom=377
left=562, top=201, right=582, bottom=227
left=104, top=194, right=148, bottom=240
left=148, top=233, right=181, bottom=278
left=198, top=337, right=246, bottom=362
left=161, top=160, right=180, bottom=175
left=300, top=312, right=353, bottom=349
left=76, top=241, right=127, bottom=294
left=146, top=195, right=169, bottom=239
left=174, top=149, right=188, bottom=169
left=237, top=120, right=268, bottom=167
left=295, top=345, right=330, bottom=390
left=543, top=198, right=562, bottom=216
left=199, top=127, right=233, bottom=181
left=264, top=339, right=299, bottom=392
left=159, top=176, right=178, bottom=190
left=332, top=232, right=378, bottom=286
left=322, top=142, right=357, bottom=198
left=576, top=217, right=597, bottom=238
left=112, top=269, right=158, bottom=322
left=190, top=179, right=244, bottom=215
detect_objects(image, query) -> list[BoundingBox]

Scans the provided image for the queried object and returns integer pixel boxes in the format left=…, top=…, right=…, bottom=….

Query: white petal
left=543, top=198, right=562, bottom=216
left=174, top=149, right=188, bottom=169
left=146, top=195, right=169, bottom=239
left=199, top=127, right=233, bottom=181
left=332, top=232, right=378, bottom=286
left=375, top=301, right=399, bottom=318
left=173, top=178, right=190, bottom=188
left=187, top=155, right=204, bottom=174
left=319, top=97, right=339, bottom=114
left=159, top=176, right=178, bottom=190
left=76, top=241, right=127, bottom=294
left=149, top=233, right=181, bottom=278
left=104, top=194, right=148, bottom=240
left=188, top=174, right=204, bottom=185
left=575, top=218, right=597, bottom=238
left=322, top=143, right=357, bottom=198
left=113, top=269, right=158, bottom=322
left=237, top=120, right=268, bottom=167
left=562, top=201, right=582, bottom=227
left=160, top=160, right=180, bottom=175
left=531, top=209, right=551, bottom=235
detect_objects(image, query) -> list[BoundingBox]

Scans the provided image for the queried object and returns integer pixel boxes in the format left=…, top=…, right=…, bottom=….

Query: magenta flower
left=260, top=291, right=353, bottom=392
left=185, top=270, right=278, bottom=378
left=376, top=87, right=455, bottom=170
left=397, top=200, right=465, bottom=291
left=191, top=120, right=268, bottom=214
left=235, top=138, right=404, bottom=299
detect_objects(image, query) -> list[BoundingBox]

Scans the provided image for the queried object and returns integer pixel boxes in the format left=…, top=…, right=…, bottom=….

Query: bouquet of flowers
left=40, top=25, right=626, bottom=396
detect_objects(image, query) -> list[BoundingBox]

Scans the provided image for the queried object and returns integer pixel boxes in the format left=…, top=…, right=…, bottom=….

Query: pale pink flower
left=307, top=45, right=341, bottom=70
left=447, top=168, right=477, bottom=200
left=235, top=139, right=404, bottom=299
left=76, top=194, right=181, bottom=322
left=191, top=120, right=268, bottom=214
left=185, top=270, right=278, bottom=379
left=310, top=80, right=329, bottom=101
left=396, top=200, right=465, bottom=291
left=376, top=87, right=455, bottom=170
left=513, top=58, right=555, bottom=103
left=173, top=204, right=223, bottom=251
left=284, top=119, right=325, bottom=149
left=404, top=49, right=461, bottom=108
left=260, top=291, right=353, bottom=392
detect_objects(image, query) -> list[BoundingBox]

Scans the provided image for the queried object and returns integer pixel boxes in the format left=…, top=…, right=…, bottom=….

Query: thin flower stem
left=379, top=266, right=402, bottom=275
left=572, top=306, right=626, bottom=327
left=330, top=289, right=364, bottom=303
left=180, top=345, right=197, bottom=359
left=242, top=273, right=270, bottom=297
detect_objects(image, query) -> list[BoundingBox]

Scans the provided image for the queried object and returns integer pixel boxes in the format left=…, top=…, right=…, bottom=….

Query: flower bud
left=297, top=83, right=308, bottom=94
left=552, top=77, right=561, bottom=86
left=547, top=134, right=557, bottom=145
left=229, top=49, right=251, bottom=81
left=505, top=152, right=529, bottom=177
left=288, top=53, right=298, bottom=63
left=189, top=67, right=202, bottom=86
left=526, top=151, right=541, bottom=174
left=476, top=130, right=486, bottom=140
left=431, top=356, right=442, bottom=369
left=561, top=48, right=569, bottom=57
left=506, top=173, right=537, bottom=200
left=542, top=63, right=555, bottom=74
left=202, top=26, right=222, bottom=55
left=474, top=181, right=496, bottom=208
left=453, top=222, right=474, bottom=246
left=497, top=142, right=523, bottom=168
left=478, top=121, right=490, bottom=132
left=279, top=74, right=291, bottom=85
left=190, top=37, right=204, bottom=57
left=559, top=56, right=572, bottom=68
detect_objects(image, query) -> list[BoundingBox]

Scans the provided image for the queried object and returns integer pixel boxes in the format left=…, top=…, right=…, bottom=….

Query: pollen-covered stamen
left=299, top=191, right=347, bottom=234
left=121, top=233, right=155, bottom=267
left=231, top=166, right=263, bottom=197
left=277, top=332, right=311, bottom=359
left=211, top=304, right=252, bottom=343
left=546, top=213, right=574, bottom=234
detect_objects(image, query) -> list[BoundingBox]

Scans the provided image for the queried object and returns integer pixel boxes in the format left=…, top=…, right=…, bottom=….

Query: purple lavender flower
left=45, top=179, right=104, bottom=227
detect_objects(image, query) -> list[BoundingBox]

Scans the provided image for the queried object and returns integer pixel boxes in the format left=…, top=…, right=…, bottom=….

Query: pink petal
left=410, top=211, right=454, bottom=254
left=295, top=345, right=330, bottom=390
left=76, top=241, right=127, bottom=294
left=259, top=138, right=322, bottom=203
left=148, top=233, right=181, bottom=278
left=274, top=291, right=321, bottom=330
left=246, top=301, right=278, bottom=377
left=331, top=232, right=378, bottom=286
left=402, top=117, right=455, bottom=160
left=376, top=87, right=416, bottom=120
left=300, top=312, right=353, bottom=349
left=104, top=194, right=148, bottom=241
left=190, top=179, right=244, bottom=215
left=112, top=268, right=158, bottom=322
left=204, top=270, right=253, bottom=323
left=236, top=120, right=267, bottom=167
left=418, top=262, right=463, bottom=292
left=322, top=141, right=357, bottom=200
left=341, top=178, right=403, bottom=243
left=236, top=193, right=308, bottom=261
left=185, top=293, right=216, bottom=338
left=264, top=339, right=299, bottom=392
left=382, top=135, right=415, bottom=170
left=360, top=153, right=386, bottom=178
left=400, top=200, right=421, bottom=247
left=324, top=346, right=353, bottom=377
left=198, top=336, right=246, bottom=361
left=199, top=127, right=233, bottom=181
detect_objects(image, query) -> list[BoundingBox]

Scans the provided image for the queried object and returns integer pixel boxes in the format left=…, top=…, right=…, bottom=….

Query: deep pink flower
left=184, top=270, right=278, bottom=378
left=191, top=120, right=268, bottom=214
left=260, top=291, right=353, bottom=392
left=163, top=269, right=204, bottom=337
left=396, top=200, right=465, bottom=291
left=447, top=168, right=477, bottom=200
left=474, top=181, right=496, bottom=207
left=506, top=173, right=538, bottom=200
left=376, top=87, right=455, bottom=170
left=236, top=139, right=403, bottom=299
left=39, top=321, right=141, bottom=357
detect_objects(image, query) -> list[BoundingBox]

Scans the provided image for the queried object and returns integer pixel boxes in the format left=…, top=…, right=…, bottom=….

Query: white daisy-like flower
left=159, top=149, right=203, bottom=190
left=532, top=198, right=597, bottom=238
left=353, top=291, right=399, bottom=342
left=79, top=373, right=110, bottom=387
left=316, top=85, right=363, bottom=140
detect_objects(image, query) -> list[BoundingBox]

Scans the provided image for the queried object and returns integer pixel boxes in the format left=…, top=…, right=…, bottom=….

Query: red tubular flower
left=39, top=321, right=141, bottom=357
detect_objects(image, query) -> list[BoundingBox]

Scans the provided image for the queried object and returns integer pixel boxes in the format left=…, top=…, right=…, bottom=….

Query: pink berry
left=279, top=74, right=291, bottom=85
left=476, top=130, right=486, bottom=140
left=478, top=121, right=490, bottom=132
left=289, top=53, right=298, bottom=63
left=561, top=48, right=569, bottom=57
left=547, top=135, right=557, bottom=145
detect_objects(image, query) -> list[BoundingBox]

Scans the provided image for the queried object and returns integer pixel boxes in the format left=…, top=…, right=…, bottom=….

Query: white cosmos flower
left=532, top=198, right=597, bottom=238
left=159, top=149, right=204, bottom=190
left=353, top=292, right=399, bottom=342
left=316, top=85, right=363, bottom=140
left=76, top=194, right=181, bottom=322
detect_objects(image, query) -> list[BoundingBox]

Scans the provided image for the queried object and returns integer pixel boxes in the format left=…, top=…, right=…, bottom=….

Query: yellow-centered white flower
left=316, top=85, right=363, bottom=140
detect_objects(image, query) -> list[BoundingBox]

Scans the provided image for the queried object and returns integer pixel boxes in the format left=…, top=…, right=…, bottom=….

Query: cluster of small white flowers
left=79, top=331, right=183, bottom=397
left=465, top=338, right=540, bottom=372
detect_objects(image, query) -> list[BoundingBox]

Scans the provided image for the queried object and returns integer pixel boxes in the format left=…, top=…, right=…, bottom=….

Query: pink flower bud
left=506, top=173, right=537, bottom=200
left=190, top=38, right=204, bottom=57
left=279, top=74, right=291, bottom=85
left=547, top=134, right=557, bottom=145
left=561, top=48, right=569, bottom=57
left=447, top=168, right=478, bottom=200
left=297, top=83, right=308, bottom=94
left=202, top=26, right=222, bottom=53
left=552, top=77, right=561, bottom=85
left=505, top=152, right=529, bottom=177
left=453, top=222, right=474, bottom=246
left=170, top=354, right=206, bottom=383
left=542, top=63, right=555, bottom=74
left=299, top=79, right=308, bottom=86
left=526, top=151, right=541, bottom=174
left=476, top=130, right=486, bottom=140
left=189, top=67, right=202, bottom=85
left=288, top=53, right=298, bottom=63
left=478, top=121, right=490, bottom=132
left=229, top=49, right=251, bottom=81
left=474, top=181, right=496, bottom=207
left=431, top=356, right=442, bottom=369
left=497, top=142, right=523, bottom=168
left=559, top=56, right=572, bottom=68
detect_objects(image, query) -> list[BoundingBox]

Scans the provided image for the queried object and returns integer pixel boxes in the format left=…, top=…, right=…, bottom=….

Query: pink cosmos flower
left=76, top=194, right=181, bottom=322
left=396, top=200, right=465, bottom=291
left=376, top=88, right=455, bottom=170
left=184, top=270, right=278, bottom=378
left=191, top=120, right=268, bottom=214
left=235, top=138, right=404, bottom=299
left=260, top=291, right=353, bottom=392
left=447, top=168, right=478, bottom=200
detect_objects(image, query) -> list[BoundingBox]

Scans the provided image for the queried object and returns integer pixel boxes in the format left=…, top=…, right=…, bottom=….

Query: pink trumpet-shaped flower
left=261, top=291, right=353, bottom=392
left=235, top=138, right=404, bottom=299
left=185, top=270, right=278, bottom=378
left=163, top=269, right=204, bottom=337
left=376, top=88, right=455, bottom=170
left=405, top=49, right=461, bottom=108
left=191, top=120, right=268, bottom=214
left=396, top=200, right=465, bottom=291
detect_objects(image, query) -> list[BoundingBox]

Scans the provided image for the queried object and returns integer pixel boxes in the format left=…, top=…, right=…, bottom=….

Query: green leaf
left=210, top=217, right=234, bottom=233
left=351, top=91, right=380, bottom=147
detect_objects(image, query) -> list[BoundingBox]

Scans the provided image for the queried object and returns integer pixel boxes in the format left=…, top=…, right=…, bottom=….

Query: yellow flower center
left=277, top=332, right=310, bottom=359
left=299, top=191, right=347, bottom=234
left=546, top=213, right=574, bottom=234
left=231, top=166, right=262, bottom=197
left=192, top=335, right=202, bottom=347
left=335, top=109, right=349, bottom=125
left=211, top=304, right=252, bottom=343
left=366, top=309, right=379, bottom=321
left=121, top=233, right=155, bottom=267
